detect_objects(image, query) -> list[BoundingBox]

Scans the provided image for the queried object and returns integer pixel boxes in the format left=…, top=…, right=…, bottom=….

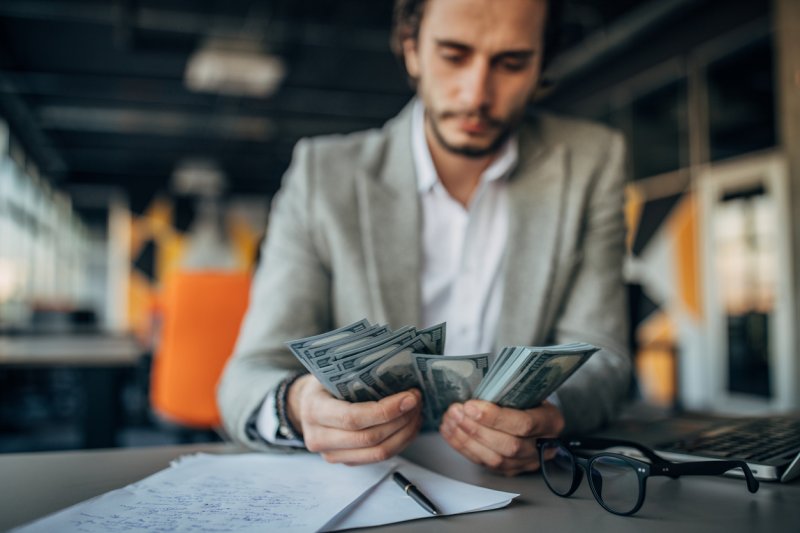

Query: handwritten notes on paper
left=14, top=452, right=519, bottom=532
left=14, top=454, right=394, bottom=533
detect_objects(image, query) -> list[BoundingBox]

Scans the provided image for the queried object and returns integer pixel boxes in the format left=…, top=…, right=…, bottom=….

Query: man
left=218, top=0, right=630, bottom=477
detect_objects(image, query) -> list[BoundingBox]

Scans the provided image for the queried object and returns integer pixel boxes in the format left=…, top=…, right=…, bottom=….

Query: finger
left=442, top=418, right=542, bottom=475
left=440, top=419, right=487, bottom=466
left=453, top=406, right=538, bottom=459
left=462, top=400, right=562, bottom=437
left=481, top=452, right=542, bottom=476
left=321, top=414, right=423, bottom=465
left=494, top=456, right=542, bottom=477
left=309, top=388, right=421, bottom=431
left=441, top=418, right=506, bottom=470
left=304, top=409, right=419, bottom=453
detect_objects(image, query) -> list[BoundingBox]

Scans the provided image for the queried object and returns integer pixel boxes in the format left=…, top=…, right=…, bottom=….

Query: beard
left=425, top=106, right=524, bottom=159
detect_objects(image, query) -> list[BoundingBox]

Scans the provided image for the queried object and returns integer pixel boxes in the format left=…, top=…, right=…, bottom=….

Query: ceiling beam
left=37, top=105, right=276, bottom=141
left=36, top=102, right=381, bottom=139
left=546, top=0, right=705, bottom=84
left=0, top=70, right=411, bottom=120
left=0, top=72, right=66, bottom=175
left=66, top=171, right=283, bottom=195
left=0, top=0, right=391, bottom=51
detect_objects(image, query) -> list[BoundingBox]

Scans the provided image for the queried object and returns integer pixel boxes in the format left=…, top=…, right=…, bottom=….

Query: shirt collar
left=411, top=99, right=518, bottom=194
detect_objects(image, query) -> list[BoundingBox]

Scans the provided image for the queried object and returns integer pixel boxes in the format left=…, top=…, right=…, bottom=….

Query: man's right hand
left=286, top=374, right=423, bottom=465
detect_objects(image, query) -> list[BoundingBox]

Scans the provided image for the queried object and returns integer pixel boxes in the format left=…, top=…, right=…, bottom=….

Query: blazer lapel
left=356, top=105, right=422, bottom=328
left=496, top=122, right=569, bottom=349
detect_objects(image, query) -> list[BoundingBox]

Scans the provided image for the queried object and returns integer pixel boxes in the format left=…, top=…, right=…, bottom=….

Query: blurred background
left=0, top=0, right=796, bottom=452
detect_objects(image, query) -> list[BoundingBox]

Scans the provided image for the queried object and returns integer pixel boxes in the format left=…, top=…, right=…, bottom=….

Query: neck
left=425, top=125, right=497, bottom=208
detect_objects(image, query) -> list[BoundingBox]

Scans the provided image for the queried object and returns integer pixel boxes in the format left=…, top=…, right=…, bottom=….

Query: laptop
left=598, top=411, right=800, bottom=482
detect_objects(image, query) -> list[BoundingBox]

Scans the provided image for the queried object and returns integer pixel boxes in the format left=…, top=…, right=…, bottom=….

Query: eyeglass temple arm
left=568, top=437, right=759, bottom=493
left=570, top=437, right=671, bottom=465
left=651, top=460, right=760, bottom=493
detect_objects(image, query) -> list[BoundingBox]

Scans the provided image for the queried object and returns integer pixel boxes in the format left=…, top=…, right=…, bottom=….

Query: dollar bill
left=361, top=335, right=430, bottom=395
left=414, top=352, right=490, bottom=427
left=472, top=346, right=519, bottom=398
left=328, top=334, right=428, bottom=400
left=476, top=345, right=598, bottom=408
left=333, top=376, right=383, bottom=403
left=284, top=319, right=599, bottom=426
left=314, top=327, right=415, bottom=372
left=284, top=319, right=371, bottom=373
left=285, top=319, right=371, bottom=362
left=416, top=322, right=446, bottom=355
left=308, top=325, right=393, bottom=368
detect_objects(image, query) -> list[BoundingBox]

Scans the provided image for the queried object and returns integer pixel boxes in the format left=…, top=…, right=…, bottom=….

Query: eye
left=498, top=58, right=530, bottom=72
left=440, top=51, right=466, bottom=65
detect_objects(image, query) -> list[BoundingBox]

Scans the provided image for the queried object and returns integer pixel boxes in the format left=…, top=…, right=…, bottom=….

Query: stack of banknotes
left=286, top=319, right=598, bottom=427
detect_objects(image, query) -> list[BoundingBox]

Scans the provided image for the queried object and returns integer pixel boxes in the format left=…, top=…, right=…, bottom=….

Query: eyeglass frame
left=536, top=436, right=760, bottom=516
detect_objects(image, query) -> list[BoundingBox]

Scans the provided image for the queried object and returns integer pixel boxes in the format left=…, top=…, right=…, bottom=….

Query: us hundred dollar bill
left=414, top=353, right=490, bottom=427
left=330, top=335, right=428, bottom=400
left=315, top=327, right=417, bottom=374
left=284, top=319, right=371, bottom=372
left=360, top=335, right=430, bottom=395
left=477, top=347, right=597, bottom=408
left=416, top=322, right=446, bottom=355
left=306, top=325, right=391, bottom=366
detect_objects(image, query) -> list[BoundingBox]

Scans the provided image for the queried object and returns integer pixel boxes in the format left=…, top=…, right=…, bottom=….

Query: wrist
left=286, top=373, right=311, bottom=436
left=275, top=372, right=306, bottom=441
left=546, top=404, right=566, bottom=436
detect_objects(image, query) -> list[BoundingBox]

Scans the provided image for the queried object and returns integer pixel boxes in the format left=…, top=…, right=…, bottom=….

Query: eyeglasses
left=536, top=437, right=759, bottom=516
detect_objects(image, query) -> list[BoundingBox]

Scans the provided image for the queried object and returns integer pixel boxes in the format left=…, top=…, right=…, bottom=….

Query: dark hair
left=391, top=0, right=562, bottom=73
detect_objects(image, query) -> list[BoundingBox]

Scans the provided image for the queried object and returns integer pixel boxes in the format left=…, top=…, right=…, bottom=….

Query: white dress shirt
left=257, top=99, right=517, bottom=443
left=413, top=100, right=515, bottom=354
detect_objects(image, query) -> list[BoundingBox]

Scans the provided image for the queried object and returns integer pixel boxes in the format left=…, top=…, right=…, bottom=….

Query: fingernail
left=400, top=394, right=417, bottom=413
left=464, top=403, right=480, bottom=420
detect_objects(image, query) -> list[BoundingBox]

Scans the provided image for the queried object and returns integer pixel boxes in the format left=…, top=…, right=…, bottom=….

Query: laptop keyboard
left=658, top=416, right=800, bottom=464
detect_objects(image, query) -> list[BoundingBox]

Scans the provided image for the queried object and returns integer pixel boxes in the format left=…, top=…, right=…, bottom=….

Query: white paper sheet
left=14, top=452, right=518, bottom=532
left=324, top=457, right=518, bottom=531
left=13, top=454, right=394, bottom=533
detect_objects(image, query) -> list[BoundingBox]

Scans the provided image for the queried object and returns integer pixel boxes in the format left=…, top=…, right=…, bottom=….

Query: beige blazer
left=217, top=101, right=631, bottom=450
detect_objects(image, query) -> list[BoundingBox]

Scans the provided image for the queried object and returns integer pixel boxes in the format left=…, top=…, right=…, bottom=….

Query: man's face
left=403, top=0, right=547, bottom=158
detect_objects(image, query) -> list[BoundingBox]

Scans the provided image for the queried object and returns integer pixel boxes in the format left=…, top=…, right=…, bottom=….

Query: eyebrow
left=434, top=39, right=537, bottom=59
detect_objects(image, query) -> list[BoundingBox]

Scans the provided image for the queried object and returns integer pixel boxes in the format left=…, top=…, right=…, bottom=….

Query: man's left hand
left=440, top=400, right=565, bottom=476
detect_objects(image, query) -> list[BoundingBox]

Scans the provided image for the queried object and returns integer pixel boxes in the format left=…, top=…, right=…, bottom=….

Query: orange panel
left=624, top=185, right=645, bottom=253
left=151, top=271, right=251, bottom=428
left=636, top=348, right=676, bottom=407
left=669, top=193, right=702, bottom=319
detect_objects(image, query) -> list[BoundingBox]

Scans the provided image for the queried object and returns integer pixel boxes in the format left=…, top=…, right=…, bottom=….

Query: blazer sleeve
left=217, top=138, right=332, bottom=451
left=553, top=131, right=632, bottom=435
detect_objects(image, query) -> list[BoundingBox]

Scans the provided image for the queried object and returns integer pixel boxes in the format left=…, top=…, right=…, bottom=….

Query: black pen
left=392, top=471, right=441, bottom=516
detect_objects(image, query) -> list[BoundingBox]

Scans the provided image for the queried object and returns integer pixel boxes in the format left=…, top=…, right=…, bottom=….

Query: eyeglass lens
left=540, top=441, right=575, bottom=495
left=541, top=441, right=642, bottom=515
left=590, top=456, right=640, bottom=514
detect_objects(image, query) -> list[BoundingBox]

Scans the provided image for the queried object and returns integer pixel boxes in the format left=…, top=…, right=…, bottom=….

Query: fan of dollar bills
left=286, top=319, right=598, bottom=427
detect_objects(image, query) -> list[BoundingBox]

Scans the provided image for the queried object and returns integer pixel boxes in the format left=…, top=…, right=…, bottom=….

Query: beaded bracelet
left=275, top=371, right=305, bottom=442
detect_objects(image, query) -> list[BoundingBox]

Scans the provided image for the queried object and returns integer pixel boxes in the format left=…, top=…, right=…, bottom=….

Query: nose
left=458, top=59, right=492, bottom=111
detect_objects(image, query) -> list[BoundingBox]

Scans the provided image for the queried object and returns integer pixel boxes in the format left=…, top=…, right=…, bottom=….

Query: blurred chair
left=150, top=271, right=250, bottom=436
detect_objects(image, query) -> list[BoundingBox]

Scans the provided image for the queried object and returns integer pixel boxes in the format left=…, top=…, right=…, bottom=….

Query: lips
left=458, top=119, right=491, bottom=134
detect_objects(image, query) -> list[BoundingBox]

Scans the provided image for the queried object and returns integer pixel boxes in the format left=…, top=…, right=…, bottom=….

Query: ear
left=402, top=38, right=420, bottom=78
